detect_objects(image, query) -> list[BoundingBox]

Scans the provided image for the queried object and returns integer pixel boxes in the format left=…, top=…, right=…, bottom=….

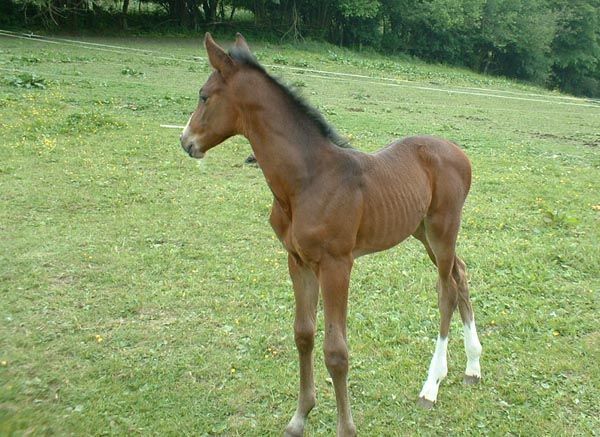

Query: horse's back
left=352, top=136, right=471, bottom=256
left=400, top=136, right=471, bottom=212
left=376, top=135, right=471, bottom=198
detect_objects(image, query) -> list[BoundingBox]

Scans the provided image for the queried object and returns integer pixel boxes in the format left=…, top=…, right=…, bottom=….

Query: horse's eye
left=198, top=88, right=208, bottom=103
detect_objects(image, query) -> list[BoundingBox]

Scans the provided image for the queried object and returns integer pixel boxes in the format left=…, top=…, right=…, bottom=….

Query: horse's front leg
left=319, top=255, right=357, bottom=437
left=284, top=254, right=319, bottom=437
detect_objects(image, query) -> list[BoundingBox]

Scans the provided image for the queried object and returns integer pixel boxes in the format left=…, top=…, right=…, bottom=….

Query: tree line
left=2, top=0, right=599, bottom=97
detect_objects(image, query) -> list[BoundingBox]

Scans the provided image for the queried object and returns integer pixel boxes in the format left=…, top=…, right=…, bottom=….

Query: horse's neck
left=242, top=104, right=333, bottom=204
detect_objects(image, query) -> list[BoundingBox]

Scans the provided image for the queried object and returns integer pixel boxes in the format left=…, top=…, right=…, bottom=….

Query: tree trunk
left=121, top=0, right=130, bottom=30
left=202, top=0, right=218, bottom=22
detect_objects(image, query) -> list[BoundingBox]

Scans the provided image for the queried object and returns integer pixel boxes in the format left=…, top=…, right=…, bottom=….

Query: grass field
left=1, top=32, right=599, bottom=436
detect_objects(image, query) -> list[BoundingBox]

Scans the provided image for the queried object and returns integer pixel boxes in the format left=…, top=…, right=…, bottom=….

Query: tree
left=334, top=0, right=381, bottom=47
left=550, top=0, right=600, bottom=96
left=202, top=0, right=218, bottom=22
left=479, top=0, right=557, bottom=83
left=407, top=0, right=484, bottom=65
left=3, top=0, right=599, bottom=96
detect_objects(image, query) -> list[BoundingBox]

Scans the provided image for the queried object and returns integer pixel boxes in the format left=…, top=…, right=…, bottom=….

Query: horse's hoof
left=418, top=396, right=436, bottom=410
left=283, top=427, right=302, bottom=437
left=463, top=374, right=481, bottom=385
left=283, top=416, right=305, bottom=437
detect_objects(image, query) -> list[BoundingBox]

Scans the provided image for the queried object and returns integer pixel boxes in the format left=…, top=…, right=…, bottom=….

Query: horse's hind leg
left=413, top=219, right=482, bottom=408
left=413, top=218, right=456, bottom=408
left=411, top=215, right=459, bottom=406
left=284, top=254, right=319, bottom=437
left=453, top=257, right=482, bottom=384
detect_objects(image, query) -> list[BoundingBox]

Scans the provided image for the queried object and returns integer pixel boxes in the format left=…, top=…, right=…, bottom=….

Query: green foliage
left=550, top=0, right=600, bottom=96
left=338, top=0, right=380, bottom=18
left=389, top=0, right=485, bottom=65
left=480, top=0, right=557, bottom=82
left=121, top=66, right=145, bottom=77
left=6, top=72, right=47, bottom=89
left=3, top=0, right=600, bottom=95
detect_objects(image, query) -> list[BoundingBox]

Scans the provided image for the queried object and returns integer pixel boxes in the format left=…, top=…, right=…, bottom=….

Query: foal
left=180, top=33, right=482, bottom=436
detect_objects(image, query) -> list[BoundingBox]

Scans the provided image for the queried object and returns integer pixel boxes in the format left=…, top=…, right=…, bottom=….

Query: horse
left=180, top=33, right=482, bottom=436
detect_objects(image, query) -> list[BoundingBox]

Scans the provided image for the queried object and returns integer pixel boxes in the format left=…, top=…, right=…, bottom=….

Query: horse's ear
left=204, top=32, right=235, bottom=78
left=234, top=33, right=251, bottom=54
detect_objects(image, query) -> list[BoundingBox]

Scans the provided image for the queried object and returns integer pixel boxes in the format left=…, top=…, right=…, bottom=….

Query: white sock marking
left=463, top=320, right=482, bottom=378
left=419, top=335, right=448, bottom=403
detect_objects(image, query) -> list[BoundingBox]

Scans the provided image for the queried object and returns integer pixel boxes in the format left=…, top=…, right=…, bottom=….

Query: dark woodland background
left=2, top=0, right=599, bottom=97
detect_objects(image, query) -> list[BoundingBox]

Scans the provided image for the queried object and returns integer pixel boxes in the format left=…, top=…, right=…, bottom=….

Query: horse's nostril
left=186, top=144, right=196, bottom=157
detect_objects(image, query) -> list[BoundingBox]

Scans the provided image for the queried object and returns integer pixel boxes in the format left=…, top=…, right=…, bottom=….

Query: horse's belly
left=353, top=215, right=423, bottom=257
left=354, top=176, right=431, bottom=257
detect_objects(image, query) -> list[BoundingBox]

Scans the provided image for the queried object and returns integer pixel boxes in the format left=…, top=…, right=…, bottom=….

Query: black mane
left=228, top=48, right=351, bottom=148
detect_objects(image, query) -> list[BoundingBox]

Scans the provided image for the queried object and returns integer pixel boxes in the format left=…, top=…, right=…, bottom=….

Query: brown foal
left=180, top=33, right=482, bottom=436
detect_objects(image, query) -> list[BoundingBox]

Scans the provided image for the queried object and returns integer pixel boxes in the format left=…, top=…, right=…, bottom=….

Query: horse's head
left=180, top=33, right=250, bottom=159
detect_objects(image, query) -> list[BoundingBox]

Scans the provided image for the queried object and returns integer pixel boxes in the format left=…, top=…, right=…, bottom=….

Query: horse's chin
left=191, top=150, right=206, bottom=159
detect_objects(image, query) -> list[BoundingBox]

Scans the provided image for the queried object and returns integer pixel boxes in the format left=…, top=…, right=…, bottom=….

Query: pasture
left=1, top=32, right=599, bottom=436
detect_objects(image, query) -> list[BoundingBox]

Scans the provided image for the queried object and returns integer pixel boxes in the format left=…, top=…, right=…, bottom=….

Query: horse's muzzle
left=180, top=135, right=198, bottom=158
left=181, top=139, right=205, bottom=159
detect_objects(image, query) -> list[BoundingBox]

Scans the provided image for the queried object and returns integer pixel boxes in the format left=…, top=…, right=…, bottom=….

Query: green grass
left=1, top=33, right=599, bottom=436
